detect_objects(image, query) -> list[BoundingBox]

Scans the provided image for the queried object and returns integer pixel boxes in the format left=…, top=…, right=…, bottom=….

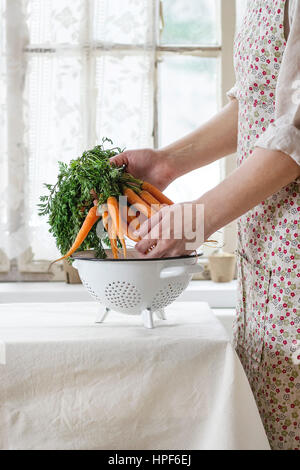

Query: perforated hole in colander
left=82, top=279, right=103, bottom=303
left=151, top=280, right=188, bottom=311
left=105, top=281, right=142, bottom=310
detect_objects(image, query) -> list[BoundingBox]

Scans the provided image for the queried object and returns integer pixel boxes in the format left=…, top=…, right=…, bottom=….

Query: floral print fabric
left=232, top=0, right=300, bottom=450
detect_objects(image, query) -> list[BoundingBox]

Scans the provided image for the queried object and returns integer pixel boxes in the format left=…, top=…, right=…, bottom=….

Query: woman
left=111, top=0, right=300, bottom=450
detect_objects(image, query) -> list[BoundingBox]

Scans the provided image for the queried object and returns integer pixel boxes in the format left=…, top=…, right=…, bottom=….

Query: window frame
left=0, top=0, right=237, bottom=281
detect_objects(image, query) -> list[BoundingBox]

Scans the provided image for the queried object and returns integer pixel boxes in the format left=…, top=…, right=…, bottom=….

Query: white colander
left=72, top=249, right=203, bottom=328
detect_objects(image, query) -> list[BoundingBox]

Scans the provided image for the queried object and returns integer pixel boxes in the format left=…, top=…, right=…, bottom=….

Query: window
left=0, top=0, right=237, bottom=280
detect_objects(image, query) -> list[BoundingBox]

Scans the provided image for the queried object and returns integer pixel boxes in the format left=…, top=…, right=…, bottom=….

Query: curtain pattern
left=0, top=0, right=156, bottom=261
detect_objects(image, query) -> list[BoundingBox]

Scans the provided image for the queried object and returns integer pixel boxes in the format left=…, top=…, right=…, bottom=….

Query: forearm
left=161, top=99, right=239, bottom=180
left=200, top=148, right=300, bottom=239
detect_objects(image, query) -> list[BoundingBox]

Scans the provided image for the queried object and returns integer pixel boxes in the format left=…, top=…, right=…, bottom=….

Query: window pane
left=26, top=0, right=221, bottom=47
left=26, top=0, right=156, bottom=46
left=93, top=0, right=154, bottom=45
left=95, top=53, right=154, bottom=149
left=159, top=55, right=219, bottom=202
left=161, top=0, right=218, bottom=45
left=26, top=0, right=86, bottom=45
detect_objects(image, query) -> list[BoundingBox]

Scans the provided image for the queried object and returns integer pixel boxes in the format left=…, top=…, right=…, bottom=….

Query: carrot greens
left=38, top=138, right=124, bottom=259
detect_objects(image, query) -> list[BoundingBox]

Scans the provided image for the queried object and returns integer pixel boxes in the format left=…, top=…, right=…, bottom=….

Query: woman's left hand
left=134, top=202, right=205, bottom=258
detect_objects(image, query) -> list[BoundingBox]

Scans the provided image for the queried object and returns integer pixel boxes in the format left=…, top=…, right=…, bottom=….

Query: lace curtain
left=0, top=0, right=156, bottom=263
left=0, top=0, right=8, bottom=261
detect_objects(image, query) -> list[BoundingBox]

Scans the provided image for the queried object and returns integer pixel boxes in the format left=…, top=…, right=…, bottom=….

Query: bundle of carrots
left=50, top=178, right=174, bottom=263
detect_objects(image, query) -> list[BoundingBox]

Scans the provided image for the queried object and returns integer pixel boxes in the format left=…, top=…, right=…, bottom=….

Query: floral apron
left=232, top=0, right=300, bottom=450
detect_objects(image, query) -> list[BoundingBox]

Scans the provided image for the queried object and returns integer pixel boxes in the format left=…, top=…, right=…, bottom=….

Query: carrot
left=118, top=206, right=140, bottom=243
left=50, top=205, right=100, bottom=266
left=128, top=216, right=140, bottom=232
left=126, top=229, right=140, bottom=243
left=141, top=181, right=174, bottom=206
left=103, top=211, right=118, bottom=259
left=124, top=206, right=143, bottom=225
left=124, top=206, right=137, bottom=224
left=107, top=196, right=127, bottom=258
left=101, top=210, right=119, bottom=258
left=123, top=187, right=154, bottom=218
left=102, top=210, right=109, bottom=230
left=127, top=217, right=141, bottom=242
left=107, top=218, right=119, bottom=259
left=139, top=190, right=161, bottom=212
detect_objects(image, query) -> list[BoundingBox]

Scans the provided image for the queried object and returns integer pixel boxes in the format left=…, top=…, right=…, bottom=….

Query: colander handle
left=160, top=263, right=203, bottom=279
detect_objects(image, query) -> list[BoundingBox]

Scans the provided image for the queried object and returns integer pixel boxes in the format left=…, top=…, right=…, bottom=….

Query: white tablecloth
left=0, top=301, right=270, bottom=450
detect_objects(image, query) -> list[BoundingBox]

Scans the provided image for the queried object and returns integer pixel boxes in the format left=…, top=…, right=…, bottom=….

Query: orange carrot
left=107, top=196, right=127, bottom=258
left=124, top=206, right=137, bottom=224
left=104, top=210, right=118, bottom=259
left=127, top=220, right=141, bottom=242
left=119, top=206, right=140, bottom=243
left=107, top=218, right=118, bottom=259
left=102, top=211, right=119, bottom=258
left=102, top=210, right=109, bottom=231
left=128, top=216, right=140, bottom=232
left=141, top=181, right=174, bottom=206
left=50, top=205, right=100, bottom=266
left=123, top=187, right=154, bottom=218
left=139, top=190, right=161, bottom=212
left=126, top=215, right=141, bottom=242
left=123, top=206, right=143, bottom=224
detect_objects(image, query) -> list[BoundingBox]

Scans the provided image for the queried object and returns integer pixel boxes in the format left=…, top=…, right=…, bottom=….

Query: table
left=0, top=301, right=270, bottom=450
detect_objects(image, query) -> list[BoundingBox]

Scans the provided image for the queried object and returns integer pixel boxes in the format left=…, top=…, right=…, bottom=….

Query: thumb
left=109, top=151, right=128, bottom=167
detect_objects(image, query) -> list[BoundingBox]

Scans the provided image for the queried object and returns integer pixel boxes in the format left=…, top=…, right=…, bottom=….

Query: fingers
left=136, top=238, right=158, bottom=255
left=143, top=240, right=192, bottom=259
left=138, top=240, right=179, bottom=259
left=135, top=205, right=173, bottom=257
left=136, top=238, right=169, bottom=258
left=109, top=151, right=129, bottom=168
left=143, top=240, right=171, bottom=258
left=135, top=205, right=169, bottom=238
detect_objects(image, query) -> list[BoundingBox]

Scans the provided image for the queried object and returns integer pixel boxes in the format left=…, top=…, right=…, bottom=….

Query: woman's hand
left=110, top=148, right=175, bottom=191
left=134, top=202, right=206, bottom=258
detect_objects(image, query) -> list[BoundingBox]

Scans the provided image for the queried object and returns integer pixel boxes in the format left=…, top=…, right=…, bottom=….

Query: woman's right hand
left=110, top=148, right=174, bottom=191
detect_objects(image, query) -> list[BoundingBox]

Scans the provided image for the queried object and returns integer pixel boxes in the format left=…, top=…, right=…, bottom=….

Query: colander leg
left=142, top=309, right=154, bottom=329
left=156, top=309, right=166, bottom=320
left=95, top=306, right=110, bottom=324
